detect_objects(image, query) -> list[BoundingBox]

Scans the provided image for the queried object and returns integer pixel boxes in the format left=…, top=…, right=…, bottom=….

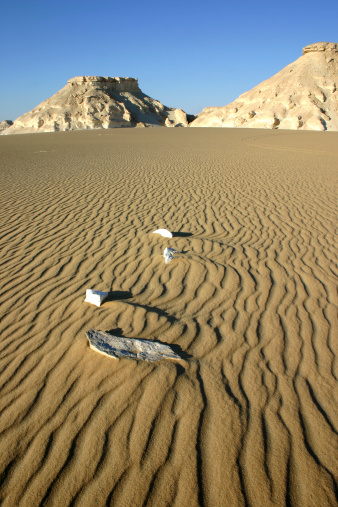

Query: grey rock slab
left=86, top=329, right=181, bottom=362
left=163, top=247, right=179, bottom=264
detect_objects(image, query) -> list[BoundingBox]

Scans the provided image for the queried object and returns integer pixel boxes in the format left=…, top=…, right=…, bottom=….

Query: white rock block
left=153, top=228, right=173, bottom=238
left=84, top=289, right=109, bottom=307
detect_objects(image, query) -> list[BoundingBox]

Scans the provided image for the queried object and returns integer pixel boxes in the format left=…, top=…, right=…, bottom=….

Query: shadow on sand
left=105, top=290, right=133, bottom=302
left=172, top=232, right=193, bottom=237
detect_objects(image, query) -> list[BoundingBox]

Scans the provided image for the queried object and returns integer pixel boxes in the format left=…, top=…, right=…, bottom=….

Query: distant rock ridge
left=0, top=120, right=13, bottom=131
left=3, top=76, right=191, bottom=134
left=190, top=42, right=338, bottom=131
left=3, top=42, right=338, bottom=134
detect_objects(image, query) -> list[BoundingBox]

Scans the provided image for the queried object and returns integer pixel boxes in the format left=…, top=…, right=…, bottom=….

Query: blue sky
left=1, top=0, right=337, bottom=121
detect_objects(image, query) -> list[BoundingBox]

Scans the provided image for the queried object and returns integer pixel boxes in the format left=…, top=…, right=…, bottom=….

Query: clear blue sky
left=1, top=0, right=337, bottom=121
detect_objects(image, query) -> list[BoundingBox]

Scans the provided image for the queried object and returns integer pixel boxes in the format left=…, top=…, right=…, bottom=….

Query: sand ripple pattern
left=0, top=129, right=337, bottom=506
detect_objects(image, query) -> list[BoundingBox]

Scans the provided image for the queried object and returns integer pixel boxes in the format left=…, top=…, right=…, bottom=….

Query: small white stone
left=84, top=289, right=109, bottom=307
left=153, top=228, right=173, bottom=238
left=163, top=247, right=178, bottom=264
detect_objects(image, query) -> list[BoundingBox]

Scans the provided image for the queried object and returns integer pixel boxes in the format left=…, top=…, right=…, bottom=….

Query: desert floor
left=0, top=128, right=337, bottom=507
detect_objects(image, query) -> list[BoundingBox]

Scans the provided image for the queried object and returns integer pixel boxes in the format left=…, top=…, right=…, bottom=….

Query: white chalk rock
left=84, top=289, right=109, bottom=307
left=153, top=228, right=173, bottom=238
left=86, top=329, right=181, bottom=362
left=163, top=247, right=178, bottom=264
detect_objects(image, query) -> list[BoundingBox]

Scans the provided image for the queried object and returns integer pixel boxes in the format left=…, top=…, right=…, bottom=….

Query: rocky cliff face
left=190, top=42, right=338, bottom=131
left=3, top=77, right=190, bottom=134
left=302, top=42, right=338, bottom=54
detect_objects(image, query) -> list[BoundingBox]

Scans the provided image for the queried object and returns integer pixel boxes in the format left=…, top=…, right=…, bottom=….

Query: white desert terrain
left=0, top=40, right=337, bottom=506
left=191, top=42, right=338, bottom=130
left=2, top=77, right=191, bottom=134
left=2, top=42, right=337, bottom=135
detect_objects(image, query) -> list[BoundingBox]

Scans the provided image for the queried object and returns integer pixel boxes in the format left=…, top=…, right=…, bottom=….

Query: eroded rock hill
left=3, top=76, right=191, bottom=134
left=191, top=42, right=338, bottom=130
left=0, top=120, right=13, bottom=131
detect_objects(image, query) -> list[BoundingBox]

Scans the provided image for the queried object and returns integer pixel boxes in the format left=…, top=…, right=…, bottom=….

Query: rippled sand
left=0, top=128, right=337, bottom=506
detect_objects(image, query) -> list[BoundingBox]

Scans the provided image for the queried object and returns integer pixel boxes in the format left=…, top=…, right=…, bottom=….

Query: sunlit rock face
left=302, top=42, right=338, bottom=54
left=0, top=120, right=13, bottom=131
left=3, top=76, right=190, bottom=134
left=191, top=43, right=338, bottom=131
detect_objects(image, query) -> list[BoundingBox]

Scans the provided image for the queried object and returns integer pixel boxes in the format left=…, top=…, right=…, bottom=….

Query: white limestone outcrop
left=0, top=120, right=13, bottom=131
left=3, top=76, right=190, bottom=134
left=190, top=42, right=338, bottom=131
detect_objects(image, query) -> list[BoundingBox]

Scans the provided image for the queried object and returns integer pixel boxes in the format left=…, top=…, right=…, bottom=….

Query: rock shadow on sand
left=105, top=290, right=133, bottom=302
left=106, top=290, right=178, bottom=325
left=125, top=302, right=178, bottom=325
left=172, top=231, right=193, bottom=237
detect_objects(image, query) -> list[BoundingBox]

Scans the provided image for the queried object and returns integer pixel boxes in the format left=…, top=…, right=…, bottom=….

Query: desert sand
left=0, top=128, right=337, bottom=506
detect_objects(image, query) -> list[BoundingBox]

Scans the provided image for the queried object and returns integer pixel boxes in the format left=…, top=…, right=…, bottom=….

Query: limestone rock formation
left=302, top=42, right=338, bottom=54
left=191, top=42, right=338, bottom=131
left=3, top=76, right=190, bottom=134
left=0, top=120, right=13, bottom=131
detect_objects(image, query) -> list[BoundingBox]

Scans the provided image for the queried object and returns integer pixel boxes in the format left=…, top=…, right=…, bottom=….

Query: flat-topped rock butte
left=2, top=76, right=192, bottom=134
left=190, top=42, right=338, bottom=131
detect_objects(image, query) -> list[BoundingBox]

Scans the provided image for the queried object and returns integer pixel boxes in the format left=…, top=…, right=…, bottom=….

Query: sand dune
left=0, top=128, right=337, bottom=506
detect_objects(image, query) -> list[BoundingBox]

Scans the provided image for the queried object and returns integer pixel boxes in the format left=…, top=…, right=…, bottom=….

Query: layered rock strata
left=191, top=42, right=338, bottom=130
left=3, top=77, right=190, bottom=134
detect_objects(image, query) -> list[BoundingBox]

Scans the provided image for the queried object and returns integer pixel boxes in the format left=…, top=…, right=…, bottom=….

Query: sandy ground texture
left=0, top=128, right=337, bottom=507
